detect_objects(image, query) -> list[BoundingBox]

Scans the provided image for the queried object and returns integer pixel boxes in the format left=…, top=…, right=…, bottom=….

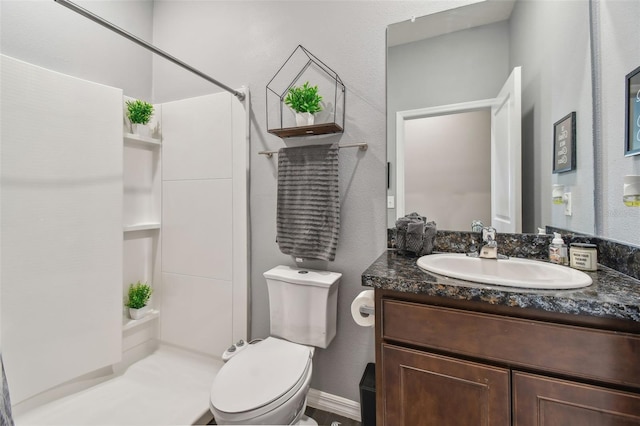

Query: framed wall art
left=625, top=65, right=640, bottom=156
left=553, top=112, right=576, bottom=173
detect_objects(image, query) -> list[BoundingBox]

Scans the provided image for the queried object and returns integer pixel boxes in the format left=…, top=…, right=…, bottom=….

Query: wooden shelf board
left=268, top=123, right=343, bottom=138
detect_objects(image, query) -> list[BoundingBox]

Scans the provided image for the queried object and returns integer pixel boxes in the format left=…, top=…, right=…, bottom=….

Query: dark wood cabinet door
left=513, top=371, right=640, bottom=425
left=381, top=344, right=510, bottom=426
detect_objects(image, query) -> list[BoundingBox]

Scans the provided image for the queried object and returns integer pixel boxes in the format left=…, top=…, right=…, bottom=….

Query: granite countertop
left=362, top=250, right=640, bottom=323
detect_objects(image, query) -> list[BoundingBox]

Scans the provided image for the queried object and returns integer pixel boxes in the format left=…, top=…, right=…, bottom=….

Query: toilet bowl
left=210, top=265, right=342, bottom=425
left=210, top=337, right=313, bottom=425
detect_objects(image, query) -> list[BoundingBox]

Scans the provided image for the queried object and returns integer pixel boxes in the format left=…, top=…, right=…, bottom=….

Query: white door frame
left=395, top=98, right=496, bottom=219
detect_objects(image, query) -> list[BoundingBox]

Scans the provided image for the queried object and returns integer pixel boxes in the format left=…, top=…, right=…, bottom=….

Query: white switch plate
left=564, top=192, right=572, bottom=216
left=387, top=196, right=395, bottom=208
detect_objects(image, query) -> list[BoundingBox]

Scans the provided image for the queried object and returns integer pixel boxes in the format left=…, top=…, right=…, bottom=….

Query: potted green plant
left=125, top=99, right=154, bottom=135
left=125, top=281, right=153, bottom=320
left=284, top=81, right=323, bottom=126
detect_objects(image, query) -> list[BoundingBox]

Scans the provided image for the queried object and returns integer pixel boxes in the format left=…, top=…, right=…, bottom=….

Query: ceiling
left=387, top=0, right=516, bottom=47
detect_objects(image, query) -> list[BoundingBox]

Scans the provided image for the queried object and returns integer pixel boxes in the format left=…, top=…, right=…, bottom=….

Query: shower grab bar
left=53, top=0, right=245, bottom=101
left=258, top=142, right=368, bottom=158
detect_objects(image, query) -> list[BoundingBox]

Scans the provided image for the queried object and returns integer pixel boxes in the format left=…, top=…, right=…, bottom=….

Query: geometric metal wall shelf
left=266, top=45, right=345, bottom=138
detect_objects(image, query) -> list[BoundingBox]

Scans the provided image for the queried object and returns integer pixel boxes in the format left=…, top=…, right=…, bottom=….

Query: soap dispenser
left=549, top=232, right=568, bottom=265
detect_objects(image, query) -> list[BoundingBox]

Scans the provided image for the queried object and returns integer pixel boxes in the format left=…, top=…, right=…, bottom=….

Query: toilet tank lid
left=264, top=265, right=342, bottom=288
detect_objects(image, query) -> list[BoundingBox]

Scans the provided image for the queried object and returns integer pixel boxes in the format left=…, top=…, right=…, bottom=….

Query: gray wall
left=150, top=0, right=470, bottom=402
left=595, top=0, right=640, bottom=244
left=404, top=111, right=491, bottom=230
left=0, top=0, right=154, bottom=101
left=510, top=0, right=594, bottom=235
left=387, top=21, right=509, bottom=227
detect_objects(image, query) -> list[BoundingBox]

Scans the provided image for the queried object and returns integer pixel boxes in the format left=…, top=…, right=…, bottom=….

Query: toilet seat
left=210, top=337, right=312, bottom=423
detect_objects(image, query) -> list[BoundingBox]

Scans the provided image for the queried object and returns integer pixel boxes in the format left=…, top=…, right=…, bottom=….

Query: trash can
left=359, top=363, right=376, bottom=426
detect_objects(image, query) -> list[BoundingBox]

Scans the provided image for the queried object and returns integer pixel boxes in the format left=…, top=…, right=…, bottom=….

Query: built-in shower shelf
left=123, top=309, right=160, bottom=332
left=124, top=133, right=161, bottom=148
left=123, top=223, right=161, bottom=232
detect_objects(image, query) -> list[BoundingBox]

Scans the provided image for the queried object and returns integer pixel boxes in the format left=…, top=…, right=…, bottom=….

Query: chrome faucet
left=479, top=226, right=498, bottom=259
left=467, top=226, right=507, bottom=259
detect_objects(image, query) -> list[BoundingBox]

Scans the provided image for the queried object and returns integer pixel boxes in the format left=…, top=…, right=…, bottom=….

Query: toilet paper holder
left=359, top=305, right=375, bottom=317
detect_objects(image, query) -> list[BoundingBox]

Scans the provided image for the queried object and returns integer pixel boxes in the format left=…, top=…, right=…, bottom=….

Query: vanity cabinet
left=375, top=290, right=640, bottom=425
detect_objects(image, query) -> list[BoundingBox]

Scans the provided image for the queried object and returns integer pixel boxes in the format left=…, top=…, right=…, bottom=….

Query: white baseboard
left=307, top=388, right=361, bottom=422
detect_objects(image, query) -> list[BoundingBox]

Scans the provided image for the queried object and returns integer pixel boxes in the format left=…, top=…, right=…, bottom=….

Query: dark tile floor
left=194, top=406, right=361, bottom=426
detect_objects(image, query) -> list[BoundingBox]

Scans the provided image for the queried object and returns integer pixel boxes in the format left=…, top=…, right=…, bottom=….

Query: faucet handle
left=466, top=239, right=480, bottom=257
left=482, top=226, right=496, bottom=243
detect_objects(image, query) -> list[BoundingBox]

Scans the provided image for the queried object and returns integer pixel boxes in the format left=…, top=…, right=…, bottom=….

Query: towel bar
left=258, top=142, right=368, bottom=158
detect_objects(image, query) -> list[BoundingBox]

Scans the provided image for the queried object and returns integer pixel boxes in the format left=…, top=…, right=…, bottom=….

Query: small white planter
left=130, top=122, right=150, bottom=137
left=129, top=305, right=151, bottom=320
left=295, top=112, right=315, bottom=127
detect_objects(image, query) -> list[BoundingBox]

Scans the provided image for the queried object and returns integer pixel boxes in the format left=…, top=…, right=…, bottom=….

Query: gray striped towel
left=1, top=353, right=14, bottom=426
left=277, top=144, right=340, bottom=261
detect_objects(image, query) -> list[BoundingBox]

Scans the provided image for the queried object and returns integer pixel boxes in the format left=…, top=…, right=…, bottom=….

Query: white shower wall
left=160, top=92, right=248, bottom=357
left=0, top=55, right=123, bottom=404
left=1, top=54, right=249, bottom=413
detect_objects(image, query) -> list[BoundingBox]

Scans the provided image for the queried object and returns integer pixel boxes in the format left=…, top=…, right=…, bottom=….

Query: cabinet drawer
left=382, top=299, right=640, bottom=389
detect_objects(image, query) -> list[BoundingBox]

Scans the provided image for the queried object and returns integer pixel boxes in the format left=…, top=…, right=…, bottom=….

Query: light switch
left=387, top=196, right=395, bottom=208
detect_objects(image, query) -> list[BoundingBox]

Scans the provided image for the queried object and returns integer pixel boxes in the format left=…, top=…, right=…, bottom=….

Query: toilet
left=210, top=265, right=342, bottom=425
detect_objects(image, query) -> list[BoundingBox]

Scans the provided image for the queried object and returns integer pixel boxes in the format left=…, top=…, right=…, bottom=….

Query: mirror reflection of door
left=397, top=66, right=521, bottom=232
left=403, top=110, right=491, bottom=231
left=491, top=66, right=521, bottom=233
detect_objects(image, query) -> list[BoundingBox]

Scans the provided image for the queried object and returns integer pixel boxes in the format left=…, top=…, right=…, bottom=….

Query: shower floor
left=15, top=345, right=223, bottom=426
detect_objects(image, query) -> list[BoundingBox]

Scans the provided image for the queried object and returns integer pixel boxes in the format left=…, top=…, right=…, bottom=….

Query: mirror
left=387, top=0, right=595, bottom=235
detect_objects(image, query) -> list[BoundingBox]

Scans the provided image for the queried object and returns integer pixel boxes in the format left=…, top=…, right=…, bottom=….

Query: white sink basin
left=417, top=253, right=593, bottom=289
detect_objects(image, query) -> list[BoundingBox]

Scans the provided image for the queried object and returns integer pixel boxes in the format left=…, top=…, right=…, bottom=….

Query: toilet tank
left=263, top=265, right=342, bottom=349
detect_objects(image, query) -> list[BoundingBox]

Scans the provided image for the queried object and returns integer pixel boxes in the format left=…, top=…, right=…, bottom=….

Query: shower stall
left=0, top=2, right=249, bottom=423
